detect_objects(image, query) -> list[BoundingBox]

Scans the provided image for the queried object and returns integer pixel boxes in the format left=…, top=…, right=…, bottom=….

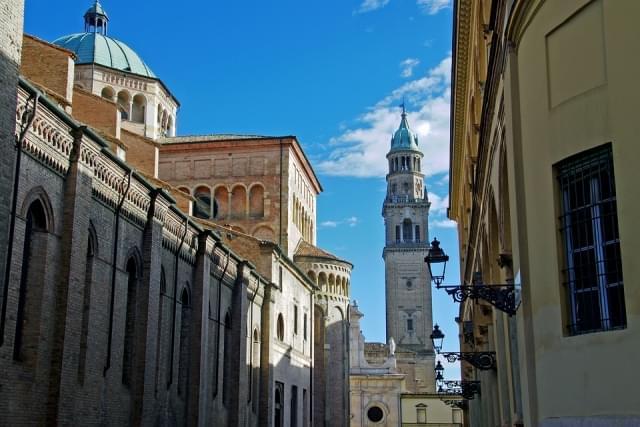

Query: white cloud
left=431, top=219, right=457, bottom=229
left=319, top=217, right=360, bottom=229
left=417, top=0, right=450, bottom=15
left=428, top=192, right=449, bottom=215
left=400, top=58, right=420, bottom=78
left=355, top=0, right=390, bottom=14
left=320, top=220, right=339, bottom=228
left=317, top=55, right=452, bottom=179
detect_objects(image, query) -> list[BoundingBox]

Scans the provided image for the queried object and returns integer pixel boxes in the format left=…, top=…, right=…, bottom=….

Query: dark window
left=223, top=311, right=232, bottom=406
left=294, top=305, right=298, bottom=335
left=14, top=200, right=48, bottom=365
left=407, top=318, right=414, bottom=331
left=291, top=385, right=298, bottom=427
left=367, top=406, right=384, bottom=423
left=402, top=219, right=412, bottom=242
left=277, top=313, right=285, bottom=341
left=122, top=257, right=138, bottom=387
left=193, top=186, right=212, bottom=219
left=415, top=225, right=421, bottom=242
left=395, top=226, right=401, bottom=243
left=78, top=232, right=95, bottom=384
left=557, top=144, right=626, bottom=335
left=178, top=287, right=190, bottom=397
left=303, top=313, right=308, bottom=340
left=274, top=382, right=284, bottom=427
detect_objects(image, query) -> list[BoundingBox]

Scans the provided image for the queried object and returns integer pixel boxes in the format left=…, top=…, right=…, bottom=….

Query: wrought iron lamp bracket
left=442, top=380, right=481, bottom=400
left=438, top=284, right=517, bottom=316
left=441, top=351, right=497, bottom=370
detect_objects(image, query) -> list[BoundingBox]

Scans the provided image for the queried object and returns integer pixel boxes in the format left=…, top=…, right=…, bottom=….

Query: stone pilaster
left=228, top=261, right=250, bottom=427
left=134, top=189, right=166, bottom=426
left=186, top=231, right=215, bottom=427
left=46, top=127, right=94, bottom=423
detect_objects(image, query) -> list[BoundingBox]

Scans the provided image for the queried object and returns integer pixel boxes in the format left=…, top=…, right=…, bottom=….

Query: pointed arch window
left=14, top=200, right=48, bottom=365
left=122, top=257, right=138, bottom=387
left=178, top=286, right=190, bottom=396
left=78, top=231, right=96, bottom=384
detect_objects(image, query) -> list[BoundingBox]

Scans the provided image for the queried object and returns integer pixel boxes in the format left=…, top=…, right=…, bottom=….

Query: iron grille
left=557, top=144, right=626, bottom=335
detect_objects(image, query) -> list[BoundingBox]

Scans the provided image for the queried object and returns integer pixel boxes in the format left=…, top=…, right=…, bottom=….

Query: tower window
left=415, top=225, right=421, bottom=242
left=407, top=318, right=414, bottom=331
left=403, top=182, right=409, bottom=193
left=395, top=226, right=401, bottom=243
left=294, top=305, right=298, bottom=335
left=402, top=219, right=412, bottom=242
left=557, top=144, right=626, bottom=335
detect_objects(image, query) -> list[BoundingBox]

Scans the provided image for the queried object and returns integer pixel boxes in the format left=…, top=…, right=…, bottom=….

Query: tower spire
left=84, top=0, right=109, bottom=35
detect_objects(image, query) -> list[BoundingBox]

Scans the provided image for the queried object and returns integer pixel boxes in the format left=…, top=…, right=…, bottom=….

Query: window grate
left=557, top=144, right=626, bottom=335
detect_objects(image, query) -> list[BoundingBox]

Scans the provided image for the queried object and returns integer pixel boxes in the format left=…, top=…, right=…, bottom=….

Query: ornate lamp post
left=430, top=324, right=445, bottom=353
left=424, top=238, right=448, bottom=287
left=424, top=241, right=519, bottom=316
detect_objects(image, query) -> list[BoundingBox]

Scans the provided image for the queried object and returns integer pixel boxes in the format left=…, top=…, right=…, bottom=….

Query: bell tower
left=382, top=109, right=436, bottom=392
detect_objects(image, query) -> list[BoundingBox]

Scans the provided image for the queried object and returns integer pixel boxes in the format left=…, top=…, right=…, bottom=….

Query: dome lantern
left=84, top=1, right=109, bottom=35
left=389, top=106, right=420, bottom=153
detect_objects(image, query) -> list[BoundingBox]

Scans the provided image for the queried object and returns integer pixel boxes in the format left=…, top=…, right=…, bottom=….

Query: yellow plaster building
left=449, top=0, right=640, bottom=426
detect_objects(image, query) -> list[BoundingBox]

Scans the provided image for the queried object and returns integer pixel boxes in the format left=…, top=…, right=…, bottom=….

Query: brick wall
left=21, top=35, right=74, bottom=104
left=121, top=129, right=158, bottom=178
left=72, top=87, right=120, bottom=138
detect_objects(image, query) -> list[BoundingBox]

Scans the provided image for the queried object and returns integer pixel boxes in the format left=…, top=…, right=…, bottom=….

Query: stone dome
left=53, top=32, right=156, bottom=78
left=390, top=111, right=420, bottom=152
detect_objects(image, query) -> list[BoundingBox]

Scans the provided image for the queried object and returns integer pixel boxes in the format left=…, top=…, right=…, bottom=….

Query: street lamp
left=424, top=239, right=519, bottom=316
left=435, top=361, right=445, bottom=383
left=430, top=325, right=497, bottom=371
left=430, top=324, right=445, bottom=353
left=424, top=238, right=448, bottom=287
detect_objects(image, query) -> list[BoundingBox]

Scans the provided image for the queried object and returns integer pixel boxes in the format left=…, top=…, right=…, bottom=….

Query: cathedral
left=0, top=1, right=351, bottom=426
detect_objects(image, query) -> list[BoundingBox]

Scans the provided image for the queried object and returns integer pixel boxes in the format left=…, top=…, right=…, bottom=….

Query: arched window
left=14, top=200, right=48, bottom=365
left=249, top=185, right=265, bottom=218
left=78, top=231, right=96, bottom=384
left=193, top=186, right=212, bottom=219
left=223, top=311, right=232, bottom=406
left=178, top=287, right=190, bottom=396
left=214, top=187, right=229, bottom=219
left=276, top=313, right=284, bottom=341
left=101, top=86, right=115, bottom=101
left=402, top=219, right=413, bottom=242
left=318, top=272, right=327, bottom=292
left=155, top=267, right=167, bottom=395
left=415, top=225, right=421, bottom=243
left=131, top=94, right=146, bottom=124
left=251, top=328, right=260, bottom=413
left=117, top=90, right=130, bottom=120
left=274, top=382, right=284, bottom=427
left=231, top=185, right=247, bottom=219
left=122, top=256, right=139, bottom=387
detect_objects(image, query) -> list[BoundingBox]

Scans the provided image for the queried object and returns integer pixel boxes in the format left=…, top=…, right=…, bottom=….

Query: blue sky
left=25, top=0, right=461, bottom=372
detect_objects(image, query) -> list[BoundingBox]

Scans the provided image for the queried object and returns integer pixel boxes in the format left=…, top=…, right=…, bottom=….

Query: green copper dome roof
left=53, top=2, right=155, bottom=79
left=53, top=32, right=156, bottom=78
left=84, top=1, right=108, bottom=20
left=390, top=111, right=420, bottom=152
